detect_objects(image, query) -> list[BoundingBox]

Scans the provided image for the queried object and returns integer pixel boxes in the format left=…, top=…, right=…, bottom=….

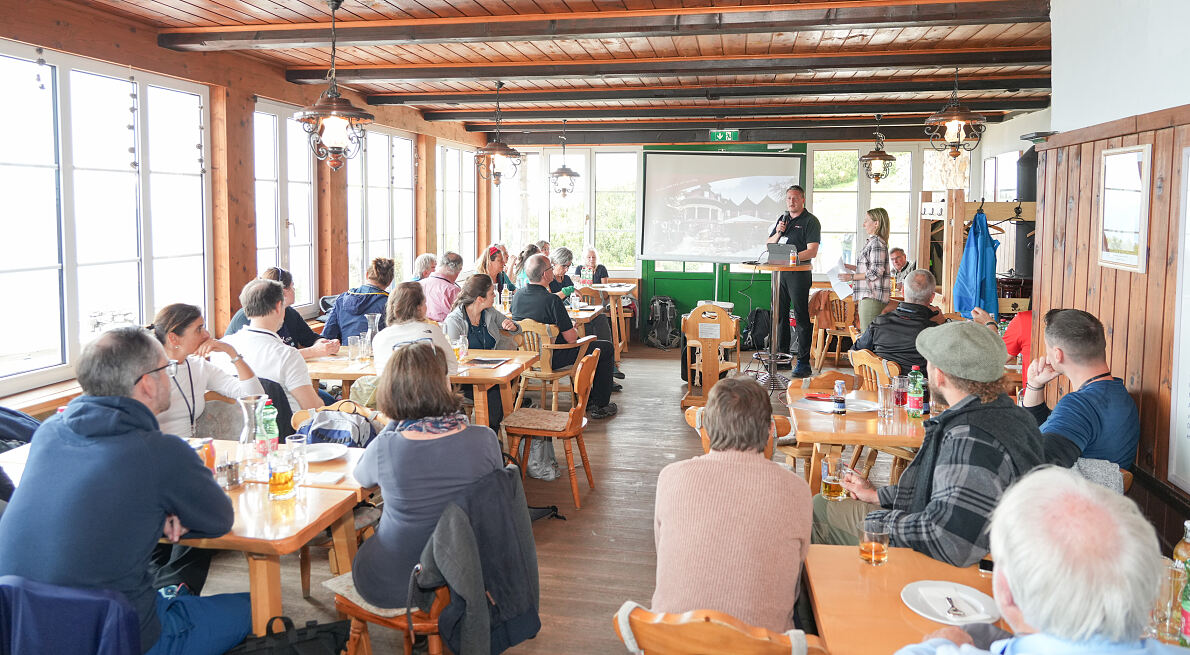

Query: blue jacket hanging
left=953, top=208, right=1000, bottom=319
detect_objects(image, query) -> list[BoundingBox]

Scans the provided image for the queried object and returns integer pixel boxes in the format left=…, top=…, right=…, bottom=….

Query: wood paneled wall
left=1034, top=104, right=1190, bottom=549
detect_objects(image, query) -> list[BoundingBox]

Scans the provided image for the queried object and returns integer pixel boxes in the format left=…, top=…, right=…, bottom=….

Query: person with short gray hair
left=419, top=251, right=464, bottom=322
left=895, top=466, right=1178, bottom=655
left=0, top=326, right=251, bottom=655
left=411, top=252, right=437, bottom=282
left=651, top=375, right=811, bottom=633
left=523, top=252, right=552, bottom=284
left=853, top=268, right=942, bottom=373
left=889, top=246, right=915, bottom=285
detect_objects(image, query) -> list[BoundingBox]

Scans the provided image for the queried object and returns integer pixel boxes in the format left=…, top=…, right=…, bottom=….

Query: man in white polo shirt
left=222, top=279, right=322, bottom=412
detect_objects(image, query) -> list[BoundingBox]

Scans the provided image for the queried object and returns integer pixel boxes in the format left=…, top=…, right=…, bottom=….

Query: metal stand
left=747, top=262, right=807, bottom=394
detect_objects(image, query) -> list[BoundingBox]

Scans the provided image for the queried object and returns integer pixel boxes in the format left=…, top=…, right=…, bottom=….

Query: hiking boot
left=587, top=403, right=619, bottom=419
left=791, top=360, right=813, bottom=378
left=613, top=367, right=626, bottom=379
left=611, top=382, right=623, bottom=392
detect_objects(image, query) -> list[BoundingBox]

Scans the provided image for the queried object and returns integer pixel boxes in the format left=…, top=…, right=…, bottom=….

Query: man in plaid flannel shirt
left=812, top=321, right=1045, bottom=567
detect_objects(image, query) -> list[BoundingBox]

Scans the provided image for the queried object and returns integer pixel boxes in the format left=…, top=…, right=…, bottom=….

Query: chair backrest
left=613, top=601, right=826, bottom=655
left=684, top=406, right=778, bottom=460
left=565, top=350, right=600, bottom=432
left=805, top=371, right=858, bottom=391
left=850, top=349, right=899, bottom=391
left=683, top=303, right=734, bottom=342
left=577, top=286, right=602, bottom=306
left=827, top=295, right=855, bottom=328
left=942, top=312, right=966, bottom=322
left=291, top=399, right=382, bottom=431
left=516, top=318, right=559, bottom=374
left=0, top=575, right=141, bottom=655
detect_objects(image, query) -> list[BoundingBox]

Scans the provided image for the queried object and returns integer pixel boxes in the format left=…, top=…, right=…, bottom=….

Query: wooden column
left=317, top=161, right=349, bottom=296
left=940, top=189, right=966, bottom=312
left=209, top=86, right=256, bottom=336
left=476, top=167, right=491, bottom=256
left=416, top=134, right=438, bottom=255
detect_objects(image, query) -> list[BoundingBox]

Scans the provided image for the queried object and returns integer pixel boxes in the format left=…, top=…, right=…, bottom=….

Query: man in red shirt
left=972, top=308, right=1031, bottom=386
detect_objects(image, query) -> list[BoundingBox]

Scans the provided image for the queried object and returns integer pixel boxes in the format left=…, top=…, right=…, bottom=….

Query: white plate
left=900, top=580, right=999, bottom=626
left=305, top=442, right=349, bottom=462
left=789, top=398, right=880, bottom=413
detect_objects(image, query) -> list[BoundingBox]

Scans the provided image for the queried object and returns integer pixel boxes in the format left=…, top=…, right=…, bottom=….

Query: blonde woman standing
left=841, top=208, right=892, bottom=331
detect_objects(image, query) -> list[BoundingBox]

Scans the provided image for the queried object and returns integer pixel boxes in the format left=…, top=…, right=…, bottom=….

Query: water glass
left=285, top=434, right=308, bottom=484
left=346, top=335, right=361, bottom=361
left=860, top=518, right=890, bottom=566
left=877, top=384, right=896, bottom=418
left=1152, top=557, right=1185, bottom=641
left=267, top=449, right=297, bottom=501
left=357, top=332, right=372, bottom=361
left=892, top=376, right=909, bottom=406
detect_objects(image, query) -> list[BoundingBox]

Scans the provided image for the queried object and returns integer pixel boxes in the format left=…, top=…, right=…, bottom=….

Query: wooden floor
left=203, top=346, right=882, bottom=653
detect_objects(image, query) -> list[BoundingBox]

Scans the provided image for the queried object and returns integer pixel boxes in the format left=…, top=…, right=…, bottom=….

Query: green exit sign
left=709, top=129, right=739, bottom=142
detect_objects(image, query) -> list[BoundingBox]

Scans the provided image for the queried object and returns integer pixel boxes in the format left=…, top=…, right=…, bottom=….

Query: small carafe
left=236, top=394, right=268, bottom=481
left=362, top=313, right=381, bottom=361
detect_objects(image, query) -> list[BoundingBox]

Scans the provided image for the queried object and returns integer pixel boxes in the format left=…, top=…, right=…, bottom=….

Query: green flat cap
left=915, top=319, right=1008, bottom=382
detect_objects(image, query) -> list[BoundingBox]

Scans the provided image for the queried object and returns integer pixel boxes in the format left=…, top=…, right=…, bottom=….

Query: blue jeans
left=146, top=591, right=251, bottom=655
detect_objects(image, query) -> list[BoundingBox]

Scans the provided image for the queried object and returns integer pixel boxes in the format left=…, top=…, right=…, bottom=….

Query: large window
left=0, top=43, right=209, bottom=393
left=982, top=150, right=1020, bottom=202
left=436, top=144, right=476, bottom=259
left=810, top=149, right=861, bottom=271
left=254, top=101, right=316, bottom=307
left=494, top=147, right=641, bottom=272
left=347, top=130, right=415, bottom=283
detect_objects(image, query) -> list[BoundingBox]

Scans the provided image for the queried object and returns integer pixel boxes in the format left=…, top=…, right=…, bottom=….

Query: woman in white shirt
left=372, top=282, right=458, bottom=376
left=149, top=304, right=265, bottom=439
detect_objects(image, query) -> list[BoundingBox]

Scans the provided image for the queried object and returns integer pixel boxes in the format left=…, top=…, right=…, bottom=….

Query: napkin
left=305, top=472, right=344, bottom=485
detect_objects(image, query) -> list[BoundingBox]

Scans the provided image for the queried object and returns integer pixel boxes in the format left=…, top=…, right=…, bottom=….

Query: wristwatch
left=228, top=353, right=243, bottom=364
left=985, top=321, right=997, bottom=328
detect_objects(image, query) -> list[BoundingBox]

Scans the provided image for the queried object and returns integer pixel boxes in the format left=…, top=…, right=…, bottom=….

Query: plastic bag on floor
left=526, top=437, right=560, bottom=481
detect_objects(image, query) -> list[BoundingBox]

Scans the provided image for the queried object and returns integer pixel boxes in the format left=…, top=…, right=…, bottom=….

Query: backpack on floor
left=740, top=307, right=772, bottom=351
left=645, top=295, right=681, bottom=350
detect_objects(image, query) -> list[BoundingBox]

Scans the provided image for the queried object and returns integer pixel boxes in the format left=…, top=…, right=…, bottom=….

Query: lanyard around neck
left=171, top=359, right=196, bottom=433
left=1079, top=372, right=1112, bottom=390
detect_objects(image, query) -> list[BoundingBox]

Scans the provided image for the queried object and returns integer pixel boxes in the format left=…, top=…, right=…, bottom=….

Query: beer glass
left=267, top=449, right=297, bottom=500
left=285, top=434, right=308, bottom=484
left=860, top=518, right=890, bottom=566
left=820, top=454, right=848, bottom=501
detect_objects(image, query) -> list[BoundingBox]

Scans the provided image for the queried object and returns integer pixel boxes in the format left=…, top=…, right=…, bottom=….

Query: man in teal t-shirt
left=1021, top=309, right=1139, bottom=469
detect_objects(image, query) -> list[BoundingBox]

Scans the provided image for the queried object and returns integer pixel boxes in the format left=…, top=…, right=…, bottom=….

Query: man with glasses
left=0, top=326, right=250, bottom=655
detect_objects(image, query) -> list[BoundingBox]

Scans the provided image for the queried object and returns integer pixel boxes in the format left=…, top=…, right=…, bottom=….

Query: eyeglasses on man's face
left=138, top=359, right=178, bottom=383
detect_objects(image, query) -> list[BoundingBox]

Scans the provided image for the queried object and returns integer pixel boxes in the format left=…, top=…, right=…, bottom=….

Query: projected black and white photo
left=641, top=152, right=802, bottom=263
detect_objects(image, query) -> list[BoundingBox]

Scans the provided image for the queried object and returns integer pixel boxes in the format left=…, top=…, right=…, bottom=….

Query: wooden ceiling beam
left=285, top=47, right=1051, bottom=84
left=160, top=1, right=1049, bottom=51
left=497, top=125, right=936, bottom=145
left=468, top=114, right=1007, bottom=132
left=367, top=75, right=1051, bottom=106
left=423, top=98, right=1049, bottom=121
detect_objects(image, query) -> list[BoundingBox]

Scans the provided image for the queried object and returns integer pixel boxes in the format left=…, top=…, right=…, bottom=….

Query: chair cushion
left=323, top=572, right=407, bottom=618
left=502, top=407, right=570, bottom=433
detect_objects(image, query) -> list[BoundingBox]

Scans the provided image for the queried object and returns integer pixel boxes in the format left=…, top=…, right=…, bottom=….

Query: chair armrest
left=540, top=334, right=596, bottom=352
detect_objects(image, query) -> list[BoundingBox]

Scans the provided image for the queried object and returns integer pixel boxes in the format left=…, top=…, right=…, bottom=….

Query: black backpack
left=645, top=295, right=681, bottom=350
left=740, top=308, right=771, bottom=351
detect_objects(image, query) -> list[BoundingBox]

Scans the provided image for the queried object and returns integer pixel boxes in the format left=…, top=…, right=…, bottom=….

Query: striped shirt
left=854, top=234, right=891, bottom=303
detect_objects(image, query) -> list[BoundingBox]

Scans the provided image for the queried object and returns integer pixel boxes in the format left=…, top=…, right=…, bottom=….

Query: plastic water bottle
left=258, top=400, right=279, bottom=455
left=907, top=366, right=925, bottom=419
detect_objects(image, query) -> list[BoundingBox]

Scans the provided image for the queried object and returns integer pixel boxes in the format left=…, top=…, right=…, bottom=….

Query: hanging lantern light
left=859, top=114, right=898, bottom=183
left=550, top=119, right=580, bottom=197
left=475, top=81, right=522, bottom=186
left=293, top=0, right=374, bottom=171
left=925, top=68, right=987, bottom=159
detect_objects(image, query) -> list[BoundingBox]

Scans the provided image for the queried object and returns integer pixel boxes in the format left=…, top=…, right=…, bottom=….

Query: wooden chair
left=804, top=370, right=859, bottom=392
left=612, top=601, right=828, bottom=655
left=849, top=349, right=900, bottom=391
left=290, top=398, right=382, bottom=431
left=813, top=293, right=857, bottom=371
left=942, top=312, right=966, bottom=322
left=503, top=351, right=599, bottom=508
left=514, top=318, right=596, bottom=411
left=680, top=304, right=740, bottom=408
left=683, top=406, right=776, bottom=460
left=328, top=572, right=450, bottom=655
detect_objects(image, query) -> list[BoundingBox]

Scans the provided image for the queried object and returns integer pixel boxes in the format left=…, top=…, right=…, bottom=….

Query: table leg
left=473, top=384, right=490, bottom=428
left=245, top=553, right=282, bottom=636
left=609, top=299, right=623, bottom=363
left=808, top=443, right=829, bottom=492
left=329, top=510, right=359, bottom=577
left=499, top=382, right=514, bottom=416
left=341, top=379, right=353, bottom=398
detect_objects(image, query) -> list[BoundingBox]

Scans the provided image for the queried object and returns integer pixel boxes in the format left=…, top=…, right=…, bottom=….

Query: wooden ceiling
left=78, top=0, right=1052, bottom=145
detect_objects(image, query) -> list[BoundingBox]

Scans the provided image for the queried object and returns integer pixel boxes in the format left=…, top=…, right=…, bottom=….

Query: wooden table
left=567, top=304, right=605, bottom=338
left=587, top=283, right=636, bottom=362
left=0, top=442, right=361, bottom=638
left=210, top=440, right=374, bottom=501
left=306, top=350, right=539, bottom=428
left=783, top=389, right=925, bottom=490
left=805, top=544, right=1004, bottom=655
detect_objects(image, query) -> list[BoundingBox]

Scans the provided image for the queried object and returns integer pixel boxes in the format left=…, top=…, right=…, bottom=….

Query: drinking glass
left=878, top=384, right=896, bottom=418
left=1153, top=557, right=1185, bottom=641
left=820, top=454, right=848, bottom=501
left=892, top=376, right=909, bottom=406
left=285, top=434, right=308, bottom=484
left=357, top=332, right=372, bottom=362
left=346, top=335, right=361, bottom=361
left=860, top=518, right=890, bottom=566
left=267, top=449, right=297, bottom=500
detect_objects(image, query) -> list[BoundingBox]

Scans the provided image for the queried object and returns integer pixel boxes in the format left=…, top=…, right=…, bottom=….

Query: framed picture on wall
left=1097, top=143, right=1152, bottom=273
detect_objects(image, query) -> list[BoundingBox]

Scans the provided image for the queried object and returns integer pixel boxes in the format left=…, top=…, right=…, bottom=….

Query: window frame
left=0, top=40, right=212, bottom=396
left=347, top=126, right=416, bottom=282
left=436, top=141, right=477, bottom=260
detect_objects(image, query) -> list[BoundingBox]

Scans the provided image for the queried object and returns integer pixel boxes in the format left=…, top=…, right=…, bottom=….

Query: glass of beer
left=267, top=449, right=297, bottom=501
left=860, top=519, right=890, bottom=566
left=820, top=454, right=848, bottom=501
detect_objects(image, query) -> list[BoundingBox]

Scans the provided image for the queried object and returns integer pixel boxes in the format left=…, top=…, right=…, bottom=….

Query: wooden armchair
left=514, top=318, right=596, bottom=411
left=503, top=351, right=599, bottom=508
left=613, top=601, right=828, bottom=655
left=328, top=572, right=451, bottom=655
left=849, top=350, right=916, bottom=481
left=680, top=304, right=740, bottom=408
left=813, top=293, right=857, bottom=371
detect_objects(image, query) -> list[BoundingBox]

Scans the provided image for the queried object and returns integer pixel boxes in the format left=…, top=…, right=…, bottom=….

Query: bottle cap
left=265, top=400, right=274, bottom=406
left=912, top=365, right=920, bottom=370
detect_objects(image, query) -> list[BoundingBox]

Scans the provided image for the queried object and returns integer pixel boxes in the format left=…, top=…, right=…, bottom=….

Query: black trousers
left=462, top=384, right=505, bottom=429
left=777, top=269, right=813, bottom=361
left=150, top=544, right=213, bottom=593
left=553, top=340, right=614, bottom=408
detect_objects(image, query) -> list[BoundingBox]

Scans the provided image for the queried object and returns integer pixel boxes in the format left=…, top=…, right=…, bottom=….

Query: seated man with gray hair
left=0, top=327, right=250, bottom=655
left=652, top=375, right=811, bottom=633
left=419, top=251, right=464, bottom=322
left=896, top=466, right=1185, bottom=655
left=853, top=269, right=943, bottom=373
left=410, top=252, right=437, bottom=283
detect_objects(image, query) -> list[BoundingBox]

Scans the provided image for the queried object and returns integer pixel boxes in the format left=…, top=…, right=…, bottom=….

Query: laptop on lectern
left=766, top=243, right=796, bottom=265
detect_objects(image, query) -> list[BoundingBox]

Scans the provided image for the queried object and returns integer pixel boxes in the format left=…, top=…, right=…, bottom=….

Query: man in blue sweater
left=0, top=326, right=250, bottom=654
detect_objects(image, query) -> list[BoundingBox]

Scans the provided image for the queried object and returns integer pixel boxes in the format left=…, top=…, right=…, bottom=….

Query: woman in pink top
left=651, top=376, right=812, bottom=632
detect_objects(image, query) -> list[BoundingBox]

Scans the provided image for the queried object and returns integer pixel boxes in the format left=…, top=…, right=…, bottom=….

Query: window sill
left=1, top=379, right=84, bottom=420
